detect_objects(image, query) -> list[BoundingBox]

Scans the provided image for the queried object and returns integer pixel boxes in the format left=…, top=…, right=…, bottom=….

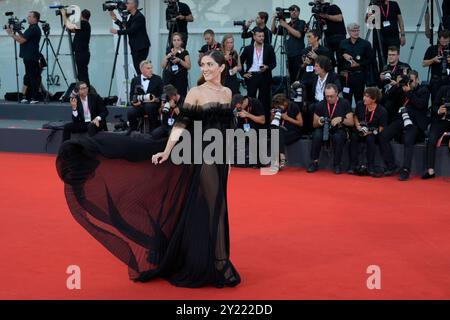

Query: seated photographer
left=162, top=33, right=191, bottom=97
left=241, top=12, right=272, bottom=45
left=379, top=46, right=411, bottom=122
left=422, top=85, right=450, bottom=180
left=379, top=70, right=430, bottom=181
left=198, top=29, right=221, bottom=61
left=128, top=60, right=163, bottom=135
left=63, top=81, right=108, bottom=142
left=349, top=87, right=388, bottom=176
left=150, top=85, right=183, bottom=140
left=308, top=84, right=354, bottom=174
left=270, top=94, right=304, bottom=169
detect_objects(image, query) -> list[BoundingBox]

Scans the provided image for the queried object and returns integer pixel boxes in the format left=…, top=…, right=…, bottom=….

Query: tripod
left=107, top=10, right=131, bottom=106
left=11, top=34, right=20, bottom=102
left=273, top=20, right=290, bottom=98
left=365, top=3, right=386, bottom=69
left=306, top=14, right=326, bottom=45
left=39, top=23, right=70, bottom=103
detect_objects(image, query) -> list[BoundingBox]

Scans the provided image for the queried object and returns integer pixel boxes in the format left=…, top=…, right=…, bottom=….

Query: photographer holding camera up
left=150, top=84, right=183, bottom=140
left=5, top=11, right=41, bottom=104
left=109, top=0, right=151, bottom=75
left=379, top=70, right=430, bottom=181
left=127, top=60, right=163, bottom=135
left=241, top=12, right=272, bottom=45
left=271, top=5, right=307, bottom=84
left=349, top=87, right=388, bottom=176
left=165, top=0, right=193, bottom=48
left=422, top=85, right=450, bottom=179
left=308, top=84, right=354, bottom=174
left=422, top=30, right=450, bottom=102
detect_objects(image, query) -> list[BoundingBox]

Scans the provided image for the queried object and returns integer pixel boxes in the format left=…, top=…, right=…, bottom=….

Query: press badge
left=168, top=118, right=175, bottom=126
left=243, top=123, right=251, bottom=132
left=306, top=65, right=314, bottom=73
left=383, top=21, right=391, bottom=28
left=171, top=64, right=179, bottom=73
left=343, top=87, right=351, bottom=94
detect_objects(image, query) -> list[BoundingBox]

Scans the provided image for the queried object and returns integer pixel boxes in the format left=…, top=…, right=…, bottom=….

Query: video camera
left=50, top=5, right=75, bottom=17
left=275, top=7, right=290, bottom=20
left=309, top=1, right=331, bottom=15
left=233, top=20, right=246, bottom=27
left=164, top=0, right=179, bottom=23
left=102, top=0, right=127, bottom=12
left=3, top=12, right=26, bottom=33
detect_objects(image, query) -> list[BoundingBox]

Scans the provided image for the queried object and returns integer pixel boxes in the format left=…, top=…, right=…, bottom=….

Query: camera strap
left=365, top=105, right=377, bottom=124
left=327, top=99, right=339, bottom=118
left=390, top=63, right=398, bottom=74
left=403, top=98, right=410, bottom=108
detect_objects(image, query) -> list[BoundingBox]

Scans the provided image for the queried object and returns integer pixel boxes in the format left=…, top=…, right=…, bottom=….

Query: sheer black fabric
left=56, top=103, right=241, bottom=288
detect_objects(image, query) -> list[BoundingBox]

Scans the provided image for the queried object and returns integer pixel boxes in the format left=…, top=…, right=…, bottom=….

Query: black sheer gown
left=56, top=102, right=241, bottom=288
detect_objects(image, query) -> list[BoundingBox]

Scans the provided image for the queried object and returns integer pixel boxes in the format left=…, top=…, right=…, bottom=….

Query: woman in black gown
left=56, top=50, right=241, bottom=288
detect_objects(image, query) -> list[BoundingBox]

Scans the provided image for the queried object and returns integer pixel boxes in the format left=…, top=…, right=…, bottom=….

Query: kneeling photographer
left=150, top=85, right=183, bottom=140
left=422, top=85, right=450, bottom=179
left=308, top=84, right=354, bottom=174
left=270, top=94, right=304, bottom=170
left=127, top=60, right=163, bottom=135
left=349, top=87, right=388, bottom=176
left=379, top=70, right=430, bottom=181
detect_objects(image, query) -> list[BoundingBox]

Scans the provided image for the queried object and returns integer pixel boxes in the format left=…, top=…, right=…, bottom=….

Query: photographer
left=422, top=30, right=450, bottom=102
left=61, top=8, right=91, bottom=87
left=221, top=34, right=242, bottom=95
left=240, top=28, right=277, bottom=124
left=150, top=84, right=183, bottom=140
left=379, top=70, right=430, bottom=181
left=314, top=0, right=347, bottom=68
left=349, top=87, right=388, bottom=176
left=241, top=12, right=272, bottom=45
left=165, top=0, right=193, bottom=48
left=162, top=33, right=191, bottom=97
left=270, top=93, right=304, bottom=170
left=368, top=0, right=406, bottom=71
left=379, top=46, right=411, bottom=122
left=422, top=85, right=450, bottom=180
left=109, top=0, right=151, bottom=75
left=5, top=11, right=41, bottom=104
left=308, top=84, right=354, bottom=174
left=63, top=81, right=108, bottom=142
left=338, top=23, right=374, bottom=106
left=271, top=5, right=307, bottom=84
left=127, top=60, right=163, bottom=134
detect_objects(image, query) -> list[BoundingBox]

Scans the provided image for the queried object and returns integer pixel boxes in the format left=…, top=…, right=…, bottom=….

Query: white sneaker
left=20, top=99, right=29, bottom=104
left=30, top=100, right=39, bottom=104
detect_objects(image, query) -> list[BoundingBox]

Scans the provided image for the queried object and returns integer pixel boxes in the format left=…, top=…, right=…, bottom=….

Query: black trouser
left=63, top=121, right=99, bottom=142
left=429, top=77, right=449, bottom=103
left=426, top=120, right=450, bottom=169
left=325, top=34, right=346, bottom=69
left=288, top=55, right=302, bottom=84
left=151, top=125, right=171, bottom=140
left=279, top=128, right=303, bottom=154
left=131, top=47, right=150, bottom=75
left=245, top=72, right=272, bottom=126
left=373, top=34, right=400, bottom=71
left=379, top=119, right=420, bottom=170
left=75, top=51, right=90, bottom=87
left=342, top=71, right=365, bottom=106
left=23, top=58, right=41, bottom=101
left=127, top=102, right=160, bottom=132
left=165, top=74, right=189, bottom=98
left=311, top=127, right=347, bottom=167
left=350, top=131, right=378, bottom=170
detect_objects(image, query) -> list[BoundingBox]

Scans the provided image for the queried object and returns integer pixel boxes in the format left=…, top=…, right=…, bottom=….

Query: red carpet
left=0, top=152, right=449, bottom=300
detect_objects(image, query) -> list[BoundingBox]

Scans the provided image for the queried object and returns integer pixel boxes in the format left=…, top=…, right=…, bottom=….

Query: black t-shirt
left=277, top=19, right=306, bottom=57
left=354, top=101, right=388, bottom=129
left=314, top=98, right=352, bottom=120
left=324, top=5, right=346, bottom=38
left=379, top=1, right=402, bottom=38
left=236, top=98, right=264, bottom=130
left=199, top=43, right=221, bottom=54
left=166, top=49, right=190, bottom=78
left=19, top=24, right=41, bottom=61
left=424, top=45, right=450, bottom=77
left=166, top=2, right=192, bottom=33
left=72, top=20, right=91, bottom=53
left=283, top=102, right=302, bottom=133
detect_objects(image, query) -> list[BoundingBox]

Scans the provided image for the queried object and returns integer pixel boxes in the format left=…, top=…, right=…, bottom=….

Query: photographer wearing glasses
left=379, top=70, right=430, bottom=181
left=241, top=12, right=272, bottom=45
left=63, top=81, right=108, bottom=142
left=165, top=0, right=193, bottom=48
left=422, top=85, right=450, bottom=179
left=5, top=11, right=41, bottom=104
left=308, top=84, right=354, bottom=174
left=349, top=87, right=388, bottom=176
left=150, top=85, right=183, bottom=140
left=271, top=5, right=307, bottom=84
left=109, top=0, right=151, bottom=75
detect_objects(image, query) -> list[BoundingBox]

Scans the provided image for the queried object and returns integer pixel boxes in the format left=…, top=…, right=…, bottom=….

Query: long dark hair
left=197, top=50, right=227, bottom=86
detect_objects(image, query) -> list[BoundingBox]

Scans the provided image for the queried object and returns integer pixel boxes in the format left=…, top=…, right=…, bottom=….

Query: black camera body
left=370, top=0, right=385, bottom=6
left=102, top=0, right=127, bottom=12
left=275, top=7, right=290, bottom=20
left=398, top=75, right=412, bottom=87
left=165, top=0, right=179, bottom=23
left=41, top=22, right=50, bottom=35
left=320, top=116, right=331, bottom=141
left=358, top=121, right=379, bottom=137
left=3, top=12, right=26, bottom=32
left=233, top=20, right=246, bottom=27
left=309, top=1, right=331, bottom=15
left=114, top=114, right=129, bottom=132
left=441, top=47, right=450, bottom=75
left=291, top=82, right=305, bottom=104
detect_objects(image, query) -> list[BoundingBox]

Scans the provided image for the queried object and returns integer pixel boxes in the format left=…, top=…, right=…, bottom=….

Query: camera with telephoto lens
left=271, top=107, right=287, bottom=129
left=358, top=121, right=379, bottom=137
left=233, top=105, right=243, bottom=117
left=398, top=75, right=413, bottom=88
left=160, top=94, right=173, bottom=114
left=102, top=0, right=127, bottom=12
left=50, top=5, right=75, bottom=17
left=291, top=82, right=305, bottom=104
left=320, top=116, right=331, bottom=141
left=309, top=1, right=331, bottom=15
left=275, top=7, right=290, bottom=20
left=132, top=93, right=155, bottom=104
left=399, top=107, right=413, bottom=128
left=3, top=12, right=26, bottom=32
left=382, top=71, right=393, bottom=93
left=164, top=0, right=179, bottom=24
left=441, top=48, right=450, bottom=75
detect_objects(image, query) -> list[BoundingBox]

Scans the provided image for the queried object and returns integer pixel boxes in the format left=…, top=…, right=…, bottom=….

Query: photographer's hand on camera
left=109, top=10, right=118, bottom=22
left=438, top=105, right=447, bottom=116
left=331, top=116, right=343, bottom=127
left=70, top=98, right=77, bottom=111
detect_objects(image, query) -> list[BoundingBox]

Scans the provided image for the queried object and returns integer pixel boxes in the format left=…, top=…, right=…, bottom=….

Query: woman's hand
left=152, top=151, right=169, bottom=165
